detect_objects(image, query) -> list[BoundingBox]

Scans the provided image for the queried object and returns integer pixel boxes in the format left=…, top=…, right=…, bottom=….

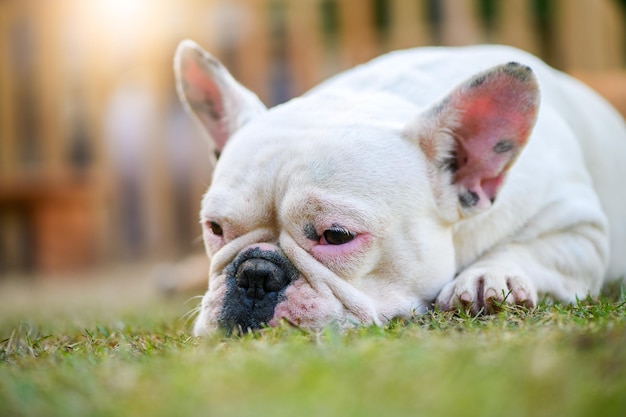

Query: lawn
left=1, top=266, right=625, bottom=417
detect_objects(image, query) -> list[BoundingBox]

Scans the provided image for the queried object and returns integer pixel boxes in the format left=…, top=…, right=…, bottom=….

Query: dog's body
left=175, top=42, right=626, bottom=335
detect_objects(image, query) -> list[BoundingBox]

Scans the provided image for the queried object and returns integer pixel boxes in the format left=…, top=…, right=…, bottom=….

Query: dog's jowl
left=174, top=41, right=626, bottom=334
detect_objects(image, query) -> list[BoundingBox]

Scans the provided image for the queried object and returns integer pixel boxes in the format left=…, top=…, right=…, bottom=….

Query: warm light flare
left=92, top=0, right=149, bottom=24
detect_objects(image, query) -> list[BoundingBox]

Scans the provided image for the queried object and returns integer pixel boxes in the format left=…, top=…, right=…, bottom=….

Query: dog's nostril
left=235, top=259, right=288, bottom=299
left=236, top=274, right=250, bottom=289
left=264, top=268, right=288, bottom=292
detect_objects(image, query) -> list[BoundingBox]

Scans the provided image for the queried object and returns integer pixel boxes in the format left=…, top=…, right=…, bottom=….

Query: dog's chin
left=192, top=304, right=362, bottom=337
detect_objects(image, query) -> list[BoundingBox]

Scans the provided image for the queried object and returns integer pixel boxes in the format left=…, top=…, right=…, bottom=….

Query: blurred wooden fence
left=0, top=0, right=625, bottom=274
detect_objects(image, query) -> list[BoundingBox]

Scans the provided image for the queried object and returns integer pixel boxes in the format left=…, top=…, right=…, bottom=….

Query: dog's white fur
left=175, top=41, right=626, bottom=335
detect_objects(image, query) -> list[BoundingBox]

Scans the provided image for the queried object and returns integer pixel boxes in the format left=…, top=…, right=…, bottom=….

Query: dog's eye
left=323, top=227, right=355, bottom=245
left=207, top=221, right=223, bottom=236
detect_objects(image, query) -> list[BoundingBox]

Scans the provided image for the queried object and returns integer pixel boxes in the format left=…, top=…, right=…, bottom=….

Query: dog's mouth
left=218, top=247, right=299, bottom=333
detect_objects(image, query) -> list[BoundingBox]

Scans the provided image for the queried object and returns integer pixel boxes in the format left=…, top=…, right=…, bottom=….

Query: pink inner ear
left=451, top=68, right=538, bottom=208
left=182, top=56, right=229, bottom=150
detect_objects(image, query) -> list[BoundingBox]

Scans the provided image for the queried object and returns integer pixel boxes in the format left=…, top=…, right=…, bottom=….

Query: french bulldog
left=174, top=40, right=626, bottom=335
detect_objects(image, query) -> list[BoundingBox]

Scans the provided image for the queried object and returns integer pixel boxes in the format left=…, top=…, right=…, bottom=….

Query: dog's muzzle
left=218, top=247, right=298, bottom=332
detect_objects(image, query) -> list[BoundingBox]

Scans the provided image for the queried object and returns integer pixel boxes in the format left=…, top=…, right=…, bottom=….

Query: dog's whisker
left=184, top=295, right=204, bottom=305
left=181, top=305, right=203, bottom=327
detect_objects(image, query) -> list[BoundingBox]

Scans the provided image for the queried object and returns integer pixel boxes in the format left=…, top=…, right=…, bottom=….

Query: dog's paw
left=435, top=267, right=537, bottom=314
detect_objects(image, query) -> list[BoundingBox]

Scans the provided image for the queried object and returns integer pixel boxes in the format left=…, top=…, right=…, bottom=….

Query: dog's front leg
left=436, top=221, right=609, bottom=314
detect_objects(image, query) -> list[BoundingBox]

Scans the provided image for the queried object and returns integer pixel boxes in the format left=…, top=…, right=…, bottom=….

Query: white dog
left=174, top=41, right=626, bottom=335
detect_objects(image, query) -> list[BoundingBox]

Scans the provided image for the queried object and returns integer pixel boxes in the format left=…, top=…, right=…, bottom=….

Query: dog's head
left=174, top=41, right=539, bottom=334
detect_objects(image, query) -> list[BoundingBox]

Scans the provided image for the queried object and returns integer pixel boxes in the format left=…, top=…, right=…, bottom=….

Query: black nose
left=219, top=248, right=298, bottom=333
left=235, top=258, right=290, bottom=300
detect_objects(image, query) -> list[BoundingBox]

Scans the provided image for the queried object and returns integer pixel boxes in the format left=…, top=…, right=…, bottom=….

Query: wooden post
left=553, top=0, right=624, bottom=71
left=0, top=1, right=17, bottom=178
left=494, top=0, right=539, bottom=55
left=387, top=0, right=431, bottom=50
left=229, top=0, right=272, bottom=104
left=439, top=0, right=483, bottom=46
left=337, top=0, right=379, bottom=69
left=285, top=0, right=326, bottom=96
left=31, top=0, right=65, bottom=179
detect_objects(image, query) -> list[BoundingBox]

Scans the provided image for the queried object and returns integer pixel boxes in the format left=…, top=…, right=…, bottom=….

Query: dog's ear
left=174, top=40, right=267, bottom=153
left=405, top=62, right=539, bottom=220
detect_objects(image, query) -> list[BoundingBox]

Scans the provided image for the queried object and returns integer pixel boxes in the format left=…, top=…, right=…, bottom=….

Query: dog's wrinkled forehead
left=216, top=96, right=420, bottom=183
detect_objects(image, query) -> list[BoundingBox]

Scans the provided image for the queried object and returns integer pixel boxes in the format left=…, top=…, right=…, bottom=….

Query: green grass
left=1, top=285, right=626, bottom=417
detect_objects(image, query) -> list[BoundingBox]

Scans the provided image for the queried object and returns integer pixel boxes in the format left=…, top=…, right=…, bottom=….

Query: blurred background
left=1, top=0, right=625, bottom=281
